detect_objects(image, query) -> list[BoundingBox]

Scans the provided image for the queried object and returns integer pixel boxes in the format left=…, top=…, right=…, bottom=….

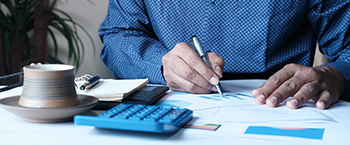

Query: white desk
left=1, top=80, right=350, bottom=145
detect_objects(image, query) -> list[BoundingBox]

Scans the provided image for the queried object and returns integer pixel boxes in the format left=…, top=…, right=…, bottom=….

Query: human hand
left=252, top=63, right=345, bottom=109
left=162, top=42, right=224, bottom=93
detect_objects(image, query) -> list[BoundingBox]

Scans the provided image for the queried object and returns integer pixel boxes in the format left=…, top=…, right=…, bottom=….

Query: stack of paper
left=76, top=79, right=148, bottom=101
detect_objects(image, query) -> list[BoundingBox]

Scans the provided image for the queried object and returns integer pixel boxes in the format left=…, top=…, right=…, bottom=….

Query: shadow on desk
left=74, top=115, right=200, bottom=140
left=92, top=128, right=175, bottom=140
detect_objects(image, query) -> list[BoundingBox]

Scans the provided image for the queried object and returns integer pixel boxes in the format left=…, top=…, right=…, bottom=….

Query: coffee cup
left=18, top=64, right=80, bottom=108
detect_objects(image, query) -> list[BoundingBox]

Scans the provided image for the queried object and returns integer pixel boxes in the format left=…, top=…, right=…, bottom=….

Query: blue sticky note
left=244, top=126, right=325, bottom=140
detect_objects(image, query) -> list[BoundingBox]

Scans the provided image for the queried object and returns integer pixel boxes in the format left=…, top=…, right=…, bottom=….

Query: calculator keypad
left=99, top=104, right=189, bottom=124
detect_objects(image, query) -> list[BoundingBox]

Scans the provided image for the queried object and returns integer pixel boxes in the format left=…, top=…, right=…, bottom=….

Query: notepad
left=76, top=79, right=148, bottom=102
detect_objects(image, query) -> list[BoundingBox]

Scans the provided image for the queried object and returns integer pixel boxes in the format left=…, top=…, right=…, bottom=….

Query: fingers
left=316, top=91, right=332, bottom=110
left=163, top=52, right=214, bottom=92
left=252, top=64, right=345, bottom=110
left=173, top=42, right=220, bottom=85
left=176, top=43, right=219, bottom=85
left=162, top=42, right=223, bottom=94
left=253, top=64, right=300, bottom=106
left=285, top=65, right=343, bottom=109
left=207, top=52, right=224, bottom=78
left=163, top=66, right=213, bottom=93
left=286, top=81, right=324, bottom=109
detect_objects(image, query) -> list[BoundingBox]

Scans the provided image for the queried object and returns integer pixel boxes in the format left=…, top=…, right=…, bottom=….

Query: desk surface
left=1, top=80, right=349, bottom=145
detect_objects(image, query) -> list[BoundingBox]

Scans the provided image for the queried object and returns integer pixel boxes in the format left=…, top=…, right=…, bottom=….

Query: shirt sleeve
left=307, top=0, right=350, bottom=101
left=98, top=0, right=168, bottom=84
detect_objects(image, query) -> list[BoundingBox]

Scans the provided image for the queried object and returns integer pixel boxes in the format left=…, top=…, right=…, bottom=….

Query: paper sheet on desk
left=0, top=86, right=22, bottom=98
left=156, top=80, right=338, bottom=124
left=76, top=79, right=148, bottom=101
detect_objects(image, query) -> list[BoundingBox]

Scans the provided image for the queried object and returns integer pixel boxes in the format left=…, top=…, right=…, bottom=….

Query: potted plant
left=0, top=0, right=95, bottom=84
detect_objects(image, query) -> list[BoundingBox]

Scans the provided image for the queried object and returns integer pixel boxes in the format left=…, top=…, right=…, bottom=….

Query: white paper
left=76, top=79, right=148, bottom=101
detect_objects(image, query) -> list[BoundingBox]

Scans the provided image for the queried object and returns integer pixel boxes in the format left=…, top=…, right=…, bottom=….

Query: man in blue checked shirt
left=99, top=1, right=350, bottom=110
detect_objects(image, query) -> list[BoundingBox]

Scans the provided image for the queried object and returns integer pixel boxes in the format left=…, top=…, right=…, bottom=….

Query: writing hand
left=162, top=42, right=224, bottom=93
left=252, top=63, right=345, bottom=109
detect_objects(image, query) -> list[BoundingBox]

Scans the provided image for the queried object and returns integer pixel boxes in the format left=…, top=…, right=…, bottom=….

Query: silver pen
left=79, top=76, right=100, bottom=91
left=191, top=35, right=224, bottom=96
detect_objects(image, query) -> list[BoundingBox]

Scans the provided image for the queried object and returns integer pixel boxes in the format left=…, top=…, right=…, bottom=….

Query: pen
left=191, top=35, right=224, bottom=96
left=79, top=76, right=100, bottom=91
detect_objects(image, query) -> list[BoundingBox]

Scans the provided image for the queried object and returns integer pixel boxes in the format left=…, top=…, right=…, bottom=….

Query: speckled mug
left=18, top=64, right=80, bottom=108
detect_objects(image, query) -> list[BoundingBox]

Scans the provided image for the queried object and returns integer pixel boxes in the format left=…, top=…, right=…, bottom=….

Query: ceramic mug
left=18, top=64, right=80, bottom=108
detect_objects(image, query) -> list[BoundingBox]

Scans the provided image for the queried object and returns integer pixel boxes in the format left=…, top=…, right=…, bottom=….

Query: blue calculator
left=74, top=104, right=193, bottom=133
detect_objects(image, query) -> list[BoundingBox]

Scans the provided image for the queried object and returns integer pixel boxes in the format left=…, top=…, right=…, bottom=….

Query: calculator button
left=133, top=113, right=146, bottom=118
left=113, top=114, right=128, bottom=119
left=162, top=114, right=178, bottom=120
left=158, top=118, right=174, bottom=124
left=148, top=114, right=162, bottom=119
left=158, top=108, right=172, bottom=112
left=142, top=117, right=157, bottom=121
left=99, top=114, right=112, bottom=118
left=146, top=106, right=159, bottom=110
left=109, top=110, right=121, bottom=114
left=128, top=116, right=142, bottom=120
left=168, top=110, right=186, bottom=116
left=113, top=104, right=132, bottom=109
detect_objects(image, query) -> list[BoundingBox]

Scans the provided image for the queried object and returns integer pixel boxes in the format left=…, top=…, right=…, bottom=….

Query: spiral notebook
left=76, top=79, right=149, bottom=102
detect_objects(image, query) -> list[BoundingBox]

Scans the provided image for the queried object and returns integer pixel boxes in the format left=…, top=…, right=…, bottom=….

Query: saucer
left=0, top=95, right=99, bottom=123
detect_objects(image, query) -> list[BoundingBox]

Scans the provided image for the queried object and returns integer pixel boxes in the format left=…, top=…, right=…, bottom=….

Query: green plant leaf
left=53, top=9, right=78, bottom=33
left=49, top=22, right=76, bottom=61
left=1, top=0, right=15, bottom=18
left=50, top=13, right=83, bottom=69
left=47, top=54, right=64, bottom=64
left=51, top=15, right=76, bottom=58
left=54, top=9, right=97, bottom=65
left=53, top=13, right=83, bottom=69
left=62, top=18, right=96, bottom=57
left=23, top=0, right=37, bottom=15
left=47, top=28, right=58, bottom=59
left=1, top=0, right=96, bottom=72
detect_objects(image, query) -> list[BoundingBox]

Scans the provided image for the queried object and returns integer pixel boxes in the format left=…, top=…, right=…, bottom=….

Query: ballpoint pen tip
left=220, top=93, right=225, bottom=97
